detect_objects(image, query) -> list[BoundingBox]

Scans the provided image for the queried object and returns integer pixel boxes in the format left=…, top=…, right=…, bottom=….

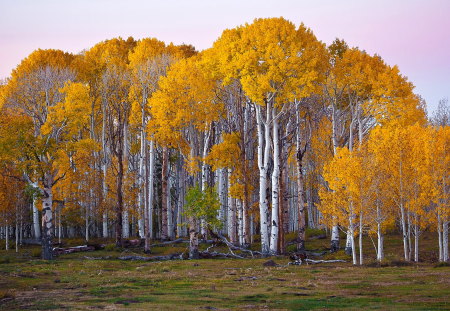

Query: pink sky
left=1, top=0, right=449, bottom=112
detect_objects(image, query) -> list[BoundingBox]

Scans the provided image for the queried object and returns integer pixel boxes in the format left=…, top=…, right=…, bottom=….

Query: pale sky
left=1, top=0, right=449, bottom=113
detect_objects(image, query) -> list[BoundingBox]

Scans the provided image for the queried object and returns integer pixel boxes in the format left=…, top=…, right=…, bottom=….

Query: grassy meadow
left=0, top=231, right=449, bottom=310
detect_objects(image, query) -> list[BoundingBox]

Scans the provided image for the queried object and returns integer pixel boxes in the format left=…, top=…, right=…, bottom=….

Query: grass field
left=0, top=231, right=449, bottom=310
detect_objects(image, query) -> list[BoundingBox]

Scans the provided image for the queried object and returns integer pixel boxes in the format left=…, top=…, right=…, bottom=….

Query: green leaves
left=184, top=185, right=221, bottom=229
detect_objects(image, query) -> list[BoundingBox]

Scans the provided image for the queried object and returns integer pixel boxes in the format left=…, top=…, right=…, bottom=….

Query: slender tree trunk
left=255, top=103, right=271, bottom=254
left=377, top=221, right=384, bottom=262
left=443, top=221, right=449, bottom=262
left=15, top=213, right=19, bottom=253
left=122, top=210, right=129, bottom=238
left=270, top=116, right=280, bottom=254
left=359, top=212, right=363, bottom=265
left=331, top=226, right=340, bottom=252
left=115, top=146, right=124, bottom=248
left=177, top=160, right=185, bottom=237
left=148, top=140, right=155, bottom=239
left=167, top=174, right=174, bottom=240
left=189, top=216, right=199, bottom=259
left=296, top=116, right=306, bottom=252
left=438, top=214, right=443, bottom=261
left=143, top=141, right=150, bottom=253
left=5, top=223, right=9, bottom=251
left=85, top=203, right=89, bottom=242
left=400, top=202, right=409, bottom=261
left=414, top=221, right=419, bottom=262
left=102, top=100, right=108, bottom=238
left=58, top=205, right=61, bottom=244
left=407, top=211, right=412, bottom=261
left=161, top=146, right=169, bottom=240
left=200, top=128, right=211, bottom=239
left=348, top=203, right=357, bottom=265
left=278, top=164, right=288, bottom=254
left=237, top=200, right=244, bottom=246
left=242, top=105, right=251, bottom=246
left=306, top=186, right=316, bottom=229
left=228, top=194, right=237, bottom=244
left=330, top=103, right=340, bottom=251
left=42, top=172, right=54, bottom=260
left=218, top=168, right=226, bottom=234
left=32, top=181, right=41, bottom=239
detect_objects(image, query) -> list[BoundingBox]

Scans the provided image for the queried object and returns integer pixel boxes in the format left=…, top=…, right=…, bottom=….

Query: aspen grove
left=0, top=18, right=448, bottom=264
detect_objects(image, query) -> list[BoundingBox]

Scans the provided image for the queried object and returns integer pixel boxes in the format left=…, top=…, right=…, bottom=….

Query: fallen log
left=305, top=259, right=346, bottom=264
left=53, top=245, right=95, bottom=255
left=288, top=259, right=347, bottom=265
left=118, top=253, right=183, bottom=261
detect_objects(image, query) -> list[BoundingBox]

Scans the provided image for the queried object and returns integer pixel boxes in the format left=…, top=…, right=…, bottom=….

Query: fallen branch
left=305, top=259, right=346, bottom=264
left=118, top=253, right=183, bottom=261
left=215, top=232, right=262, bottom=257
left=288, top=259, right=347, bottom=265
left=200, top=251, right=244, bottom=259
left=53, top=245, right=95, bottom=255
left=84, top=256, right=111, bottom=260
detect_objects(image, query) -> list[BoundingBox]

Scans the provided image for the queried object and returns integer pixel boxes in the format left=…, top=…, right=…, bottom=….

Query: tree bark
left=161, top=146, right=169, bottom=240
left=41, top=171, right=54, bottom=260
left=31, top=181, right=41, bottom=239
left=148, top=140, right=155, bottom=239
left=189, top=216, right=199, bottom=259
left=115, top=144, right=124, bottom=248
left=443, top=221, right=449, bottom=262
left=255, top=103, right=271, bottom=255
left=270, top=116, right=280, bottom=254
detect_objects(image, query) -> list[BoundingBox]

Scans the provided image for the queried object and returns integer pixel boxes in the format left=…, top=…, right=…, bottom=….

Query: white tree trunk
left=237, top=199, right=244, bottom=246
left=345, top=231, right=352, bottom=255
left=228, top=191, right=237, bottom=244
left=148, top=140, right=155, bottom=239
left=85, top=203, right=89, bottom=242
left=122, top=210, right=129, bottom=238
left=438, top=214, right=443, bottom=261
left=270, top=116, right=280, bottom=254
left=359, top=212, right=363, bottom=265
left=189, top=216, right=199, bottom=259
left=331, top=226, right=340, bottom=252
left=200, top=128, right=211, bottom=238
left=32, top=181, right=41, bottom=239
left=15, top=215, right=19, bottom=253
left=102, top=100, right=109, bottom=238
left=414, top=222, right=419, bottom=262
left=443, top=221, right=449, bottom=262
left=255, top=103, right=271, bottom=254
left=400, top=202, right=409, bottom=261
left=42, top=172, right=54, bottom=260
left=218, top=168, right=227, bottom=234
left=167, top=176, right=174, bottom=240
left=58, top=206, right=62, bottom=244
left=348, top=210, right=357, bottom=265
left=330, top=103, right=340, bottom=251
left=5, top=224, right=9, bottom=251
left=377, top=222, right=384, bottom=261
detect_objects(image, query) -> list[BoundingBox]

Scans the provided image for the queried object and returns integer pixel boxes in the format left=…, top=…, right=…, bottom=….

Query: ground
left=0, top=231, right=449, bottom=310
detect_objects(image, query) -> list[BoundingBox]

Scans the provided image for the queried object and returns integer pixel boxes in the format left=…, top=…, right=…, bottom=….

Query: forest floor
left=0, top=231, right=449, bottom=310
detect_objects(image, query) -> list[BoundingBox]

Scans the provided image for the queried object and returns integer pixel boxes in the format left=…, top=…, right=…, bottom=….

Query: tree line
left=0, top=17, right=448, bottom=263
